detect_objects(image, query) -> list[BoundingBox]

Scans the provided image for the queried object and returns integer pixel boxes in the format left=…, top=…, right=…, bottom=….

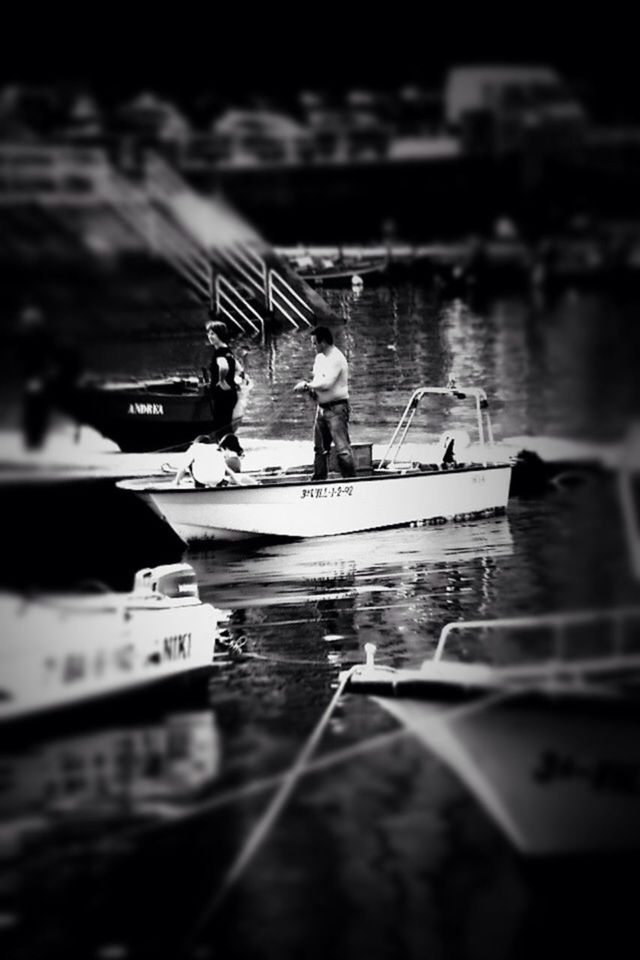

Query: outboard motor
left=441, top=437, right=456, bottom=468
left=439, top=429, right=470, bottom=468
left=133, top=563, right=200, bottom=601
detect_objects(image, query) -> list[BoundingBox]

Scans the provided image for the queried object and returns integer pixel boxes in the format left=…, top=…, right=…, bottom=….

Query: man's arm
left=174, top=451, right=194, bottom=485
left=294, top=355, right=323, bottom=394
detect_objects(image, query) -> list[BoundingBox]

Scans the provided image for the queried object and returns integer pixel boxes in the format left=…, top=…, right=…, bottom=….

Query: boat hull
left=376, top=694, right=640, bottom=855
left=121, top=463, right=512, bottom=543
left=299, top=260, right=388, bottom=287
left=62, top=382, right=216, bottom=452
left=0, top=596, right=222, bottom=721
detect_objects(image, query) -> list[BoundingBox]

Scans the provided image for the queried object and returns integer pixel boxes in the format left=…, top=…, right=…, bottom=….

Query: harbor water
left=2, top=279, right=640, bottom=959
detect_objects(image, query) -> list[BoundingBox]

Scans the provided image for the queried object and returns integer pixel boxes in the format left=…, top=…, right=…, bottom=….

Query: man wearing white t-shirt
left=294, top=326, right=356, bottom=481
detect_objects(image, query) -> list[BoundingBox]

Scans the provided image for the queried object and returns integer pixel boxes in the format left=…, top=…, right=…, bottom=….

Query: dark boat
left=62, top=375, right=218, bottom=452
left=290, top=254, right=389, bottom=287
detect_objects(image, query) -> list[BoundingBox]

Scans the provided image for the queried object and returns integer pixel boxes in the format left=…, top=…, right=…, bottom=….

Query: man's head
left=311, top=326, right=333, bottom=352
left=219, top=433, right=244, bottom=472
left=219, top=433, right=243, bottom=455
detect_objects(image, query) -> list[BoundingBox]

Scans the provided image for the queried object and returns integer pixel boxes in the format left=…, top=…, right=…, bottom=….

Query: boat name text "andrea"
left=128, top=402, right=165, bottom=416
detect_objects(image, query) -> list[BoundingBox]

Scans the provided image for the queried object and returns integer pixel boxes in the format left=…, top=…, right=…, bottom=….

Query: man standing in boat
left=206, top=319, right=241, bottom=445
left=294, top=326, right=356, bottom=481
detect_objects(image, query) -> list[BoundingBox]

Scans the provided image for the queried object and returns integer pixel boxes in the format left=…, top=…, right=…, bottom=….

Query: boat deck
left=0, top=426, right=621, bottom=488
left=121, top=458, right=510, bottom=494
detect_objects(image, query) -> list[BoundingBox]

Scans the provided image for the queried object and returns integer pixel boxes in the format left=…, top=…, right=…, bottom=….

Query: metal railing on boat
left=380, top=385, right=495, bottom=467
left=434, top=607, right=640, bottom=679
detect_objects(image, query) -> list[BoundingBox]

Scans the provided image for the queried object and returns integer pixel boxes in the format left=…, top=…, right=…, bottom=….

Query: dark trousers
left=23, top=387, right=50, bottom=449
left=209, top=386, right=238, bottom=442
left=313, top=401, right=356, bottom=480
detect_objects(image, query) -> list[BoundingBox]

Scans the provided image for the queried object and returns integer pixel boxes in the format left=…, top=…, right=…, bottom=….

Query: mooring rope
left=181, top=665, right=358, bottom=954
left=116, top=729, right=406, bottom=845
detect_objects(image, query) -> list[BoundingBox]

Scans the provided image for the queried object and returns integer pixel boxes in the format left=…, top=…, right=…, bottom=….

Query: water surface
left=2, top=280, right=639, bottom=959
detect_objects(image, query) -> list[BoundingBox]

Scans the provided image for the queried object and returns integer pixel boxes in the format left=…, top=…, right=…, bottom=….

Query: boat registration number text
left=300, top=485, right=354, bottom=500
left=533, top=748, right=640, bottom=796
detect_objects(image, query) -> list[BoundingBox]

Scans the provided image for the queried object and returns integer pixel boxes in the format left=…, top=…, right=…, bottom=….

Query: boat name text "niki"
left=127, top=403, right=165, bottom=416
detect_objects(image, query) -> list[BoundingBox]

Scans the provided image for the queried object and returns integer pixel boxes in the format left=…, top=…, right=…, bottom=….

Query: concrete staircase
left=0, top=144, right=338, bottom=335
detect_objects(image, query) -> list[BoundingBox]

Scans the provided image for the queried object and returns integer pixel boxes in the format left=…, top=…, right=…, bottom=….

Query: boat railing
left=434, top=607, right=640, bottom=677
left=379, top=386, right=495, bottom=468
left=267, top=269, right=315, bottom=328
left=92, top=375, right=202, bottom=393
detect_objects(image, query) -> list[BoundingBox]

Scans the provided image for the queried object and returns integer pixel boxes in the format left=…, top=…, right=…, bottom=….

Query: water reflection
left=193, top=516, right=513, bottom=610
left=0, top=711, right=221, bottom=840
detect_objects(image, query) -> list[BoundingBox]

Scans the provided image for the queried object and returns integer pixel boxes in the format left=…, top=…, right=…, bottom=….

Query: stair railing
left=214, top=274, right=263, bottom=335
left=268, top=269, right=315, bottom=328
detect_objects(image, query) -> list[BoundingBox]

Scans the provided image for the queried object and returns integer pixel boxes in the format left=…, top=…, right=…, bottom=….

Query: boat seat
left=217, top=473, right=262, bottom=487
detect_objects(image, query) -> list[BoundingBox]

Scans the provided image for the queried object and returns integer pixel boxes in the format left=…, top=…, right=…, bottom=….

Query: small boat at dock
left=0, top=563, right=228, bottom=722
left=290, top=253, right=389, bottom=287
left=117, top=385, right=512, bottom=544
left=343, top=608, right=640, bottom=855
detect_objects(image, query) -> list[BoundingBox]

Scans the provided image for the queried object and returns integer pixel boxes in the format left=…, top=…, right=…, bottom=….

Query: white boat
left=0, top=563, right=228, bottom=722
left=117, top=386, right=512, bottom=544
left=343, top=608, right=640, bottom=856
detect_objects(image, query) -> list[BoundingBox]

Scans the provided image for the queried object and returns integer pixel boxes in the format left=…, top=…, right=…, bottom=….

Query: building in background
left=444, top=64, right=588, bottom=156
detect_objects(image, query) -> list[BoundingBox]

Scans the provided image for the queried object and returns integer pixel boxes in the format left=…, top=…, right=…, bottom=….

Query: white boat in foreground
left=0, top=563, right=228, bottom=722
left=343, top=608, right=640, bottom=855
left=117, top=386, right=512, bottom=544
